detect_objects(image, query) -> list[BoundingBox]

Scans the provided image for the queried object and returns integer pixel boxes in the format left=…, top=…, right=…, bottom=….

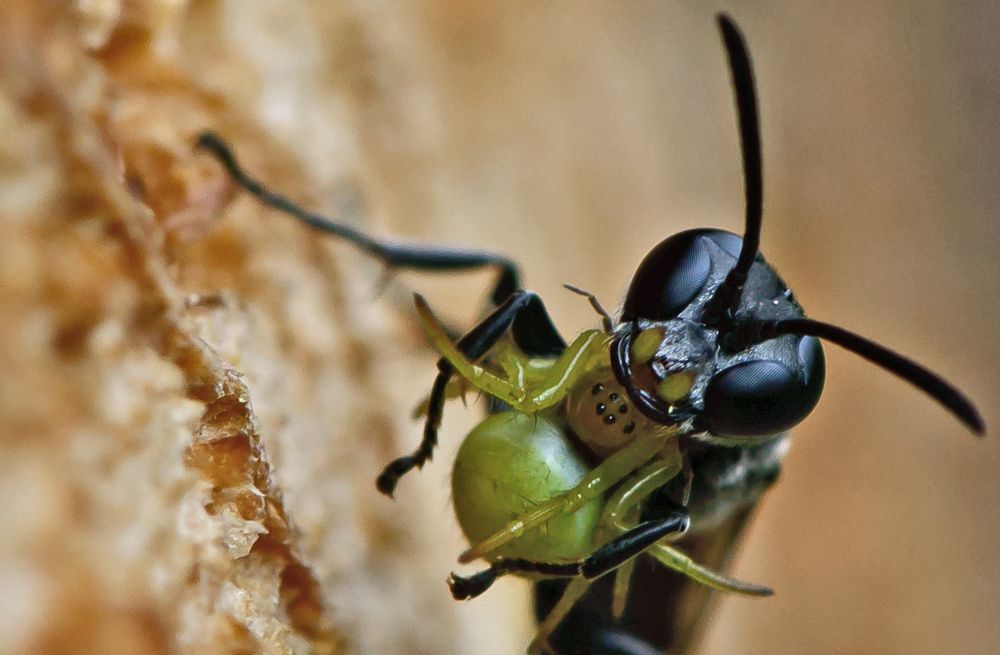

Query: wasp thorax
left=566, top=369, right=657, bottom=457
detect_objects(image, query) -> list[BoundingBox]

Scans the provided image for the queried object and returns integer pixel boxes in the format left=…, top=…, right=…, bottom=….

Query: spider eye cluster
left=565, top=371, right=653, bottom=458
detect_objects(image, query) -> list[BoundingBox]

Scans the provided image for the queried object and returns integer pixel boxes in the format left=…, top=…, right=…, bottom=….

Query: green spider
left=411, top=293, right=772, bottom=652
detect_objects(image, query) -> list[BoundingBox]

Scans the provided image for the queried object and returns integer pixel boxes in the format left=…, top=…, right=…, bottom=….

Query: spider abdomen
left=451, top=411, right=602, bottom=562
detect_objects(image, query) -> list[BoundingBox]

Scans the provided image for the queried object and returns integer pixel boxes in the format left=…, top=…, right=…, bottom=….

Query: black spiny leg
left=581, top=512, right=690, bottom=579
left=197, top=132, right=522, bottom=304
left=376, top=290, right=565, bottom=496
left=450, top=559, right=582, bottom=600
left=197, top=132, right=568, bottom=493
left=197, top=132, right=565, bottom=358
left=449, top=513, right=689, bottom=600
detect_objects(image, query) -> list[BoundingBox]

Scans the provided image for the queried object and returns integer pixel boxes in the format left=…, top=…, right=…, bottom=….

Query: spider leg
left=415, top=295, right=607, bottom=413
left=531, top=452, right=767, bottom=651
left=525, top=513, right=688, bottom=653
left=595, top=452, right=772, bottom=597
left=599, top=456, right=684, bottom=618
left=525, top=453, right=683, bottom=628
left=643, top=541, right=772, bottom=596
left=529, top=578, right=590, bottom=655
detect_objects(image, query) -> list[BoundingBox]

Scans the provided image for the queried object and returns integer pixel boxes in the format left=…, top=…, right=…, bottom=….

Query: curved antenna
left=705, top=14, right=764, bottom=324
left=730, top=318, right=985, bottom=435
left=718, top=13, right=763, bottom=276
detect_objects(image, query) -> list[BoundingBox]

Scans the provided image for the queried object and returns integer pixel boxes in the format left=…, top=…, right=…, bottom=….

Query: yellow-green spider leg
left=525, top=457, right=686, bottom=649
left=415, top=295, right=607, bottom=413
left=645, top=538, right=772, bottom=597
left=583, top=441, right=770, bottom=597
left=599, top=455, right=684, bottom=618
left=459, top=427, right=674, bottom=563
left=601, top=447, right=683, bottom=533
left=612, top=557, right=636, bottom=622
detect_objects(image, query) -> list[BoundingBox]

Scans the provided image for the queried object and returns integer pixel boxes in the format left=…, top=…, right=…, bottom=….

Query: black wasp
left=196, top=13, right=984, bottom=655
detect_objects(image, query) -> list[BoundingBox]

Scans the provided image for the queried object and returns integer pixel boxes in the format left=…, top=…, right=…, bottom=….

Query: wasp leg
left=197, top=132, right=516, bottom=301
left=448, top=559, right=581, bottom=600
left=378, top=290, right=568, bottom=496
left=527, top=457, right=682, bottom=652
left=525, top=453, right=766, bottom=654
left=198, top=134, right=571, bottom=495
left=411, top=377, right=468, bottom=419
left=525, top=515, right=689, bottom=654
left=415, top=295, right=606, bottom=413
left=197, top=132, right=568, bottom=359
left=459, top=428, right=673, bottom=562
left=450, top=515, right=688, bottom=601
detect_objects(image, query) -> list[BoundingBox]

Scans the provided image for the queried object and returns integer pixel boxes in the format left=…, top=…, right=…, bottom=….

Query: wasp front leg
left=378, top=290, right=557, bottom=495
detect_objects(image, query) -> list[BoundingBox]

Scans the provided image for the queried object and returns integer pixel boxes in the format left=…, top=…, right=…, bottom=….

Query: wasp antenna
left=735, top=318, right=985, bottom=435
left=704, top=15, right=763, bottom=325
left=717, top=14, right=762, bottom=276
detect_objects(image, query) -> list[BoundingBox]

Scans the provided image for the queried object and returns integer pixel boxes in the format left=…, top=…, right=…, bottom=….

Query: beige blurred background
left=1, top=1, right=997, bottom=654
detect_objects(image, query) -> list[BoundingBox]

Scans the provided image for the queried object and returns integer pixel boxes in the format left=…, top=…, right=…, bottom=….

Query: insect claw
left=448, top=569, right=499, bottom=600
left=375, top=473, right=397, bottom=498
left=376, top=455, right=417, bottom=497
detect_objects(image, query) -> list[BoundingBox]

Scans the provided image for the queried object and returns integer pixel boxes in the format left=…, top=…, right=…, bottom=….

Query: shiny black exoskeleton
left=616, top=228, right=825, bottom=439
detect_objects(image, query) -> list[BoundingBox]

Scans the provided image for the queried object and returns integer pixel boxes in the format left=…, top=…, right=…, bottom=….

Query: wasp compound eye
left=622, top=229, right=743, bottom=322
left=703, top=336, right=825, bottom=438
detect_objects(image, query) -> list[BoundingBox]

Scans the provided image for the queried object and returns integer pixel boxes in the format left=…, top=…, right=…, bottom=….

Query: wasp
left=196, top=13, right=983, bottom=655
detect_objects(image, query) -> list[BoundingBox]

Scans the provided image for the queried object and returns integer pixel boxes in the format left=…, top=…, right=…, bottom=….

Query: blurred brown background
left=1, top=1, right=997, bottom=654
